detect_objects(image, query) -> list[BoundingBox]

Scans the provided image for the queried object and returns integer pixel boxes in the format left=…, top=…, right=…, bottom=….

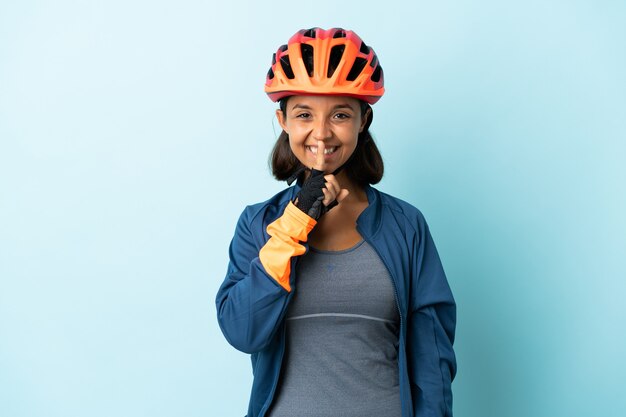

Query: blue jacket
left=216, top=184, right=456, bottom=417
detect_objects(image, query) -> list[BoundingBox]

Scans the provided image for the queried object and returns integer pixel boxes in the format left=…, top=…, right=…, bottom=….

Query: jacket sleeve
left=408, top=215, right=457, bottom=417
left=215, top=202, right=316, bottom=353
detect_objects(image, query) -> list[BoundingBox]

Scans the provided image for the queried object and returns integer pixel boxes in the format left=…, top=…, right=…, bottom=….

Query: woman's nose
left=312, top=119, right=332, bottom=141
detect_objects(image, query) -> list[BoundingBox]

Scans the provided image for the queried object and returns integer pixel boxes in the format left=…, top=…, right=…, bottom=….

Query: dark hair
left=269, top=98, right=384, bottom=186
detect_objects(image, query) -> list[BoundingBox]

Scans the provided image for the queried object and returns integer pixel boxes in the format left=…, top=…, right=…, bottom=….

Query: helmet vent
left=359, top=41, right=370, bottom=54
left=346, top=57, right=368, bottom=81
left=370, top=54, right=378, bottom=68
left=271, top=53, right=276, bottom=66
left=279, top=44, right=288, bottom=52
left=300, top=44, right=314, bottom=77
left=302, top=28, right=317, bottom=38
left=333, top=29, right=346, bottom=38
left=267, top=68, right=274, bottom=80
left=280, top=55, right=295, bottom=79
left=327, top=45, right=345, bottom=78
left=371, top=65, right=383, bottom=83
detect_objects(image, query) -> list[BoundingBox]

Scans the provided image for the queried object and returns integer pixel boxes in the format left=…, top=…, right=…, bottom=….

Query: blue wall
left=1, top=1, right=624, bottom=416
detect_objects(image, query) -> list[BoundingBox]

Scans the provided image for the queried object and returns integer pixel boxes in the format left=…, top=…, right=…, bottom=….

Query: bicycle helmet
left=265, top=27, right=385, bottom=104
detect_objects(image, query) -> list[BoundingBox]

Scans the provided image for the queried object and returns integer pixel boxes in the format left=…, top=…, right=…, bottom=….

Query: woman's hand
left=315, top=141, right=350, bottom=207
left=293, top=141, right=349, bottom=219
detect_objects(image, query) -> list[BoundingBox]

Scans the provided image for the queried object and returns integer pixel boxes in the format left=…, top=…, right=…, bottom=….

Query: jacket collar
left=356, top=184, right=383, bottom=238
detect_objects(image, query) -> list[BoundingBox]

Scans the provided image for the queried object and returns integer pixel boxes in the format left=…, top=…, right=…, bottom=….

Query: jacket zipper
left=358, top=226, right=411, bottom=417
left=259, top=263, right=296, bottom=417
left=259, top=320, right=287, bottom=417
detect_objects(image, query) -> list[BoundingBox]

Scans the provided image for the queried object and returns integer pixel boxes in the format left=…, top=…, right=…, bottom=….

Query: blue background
left=1, top=1, right=624, bottom=416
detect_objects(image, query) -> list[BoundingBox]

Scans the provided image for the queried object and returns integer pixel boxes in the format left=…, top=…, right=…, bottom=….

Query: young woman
left=216, top=27, right=456, bottom=417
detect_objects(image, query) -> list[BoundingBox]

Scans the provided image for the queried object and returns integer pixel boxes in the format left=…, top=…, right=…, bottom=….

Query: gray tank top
left=268, top=240, right=402, bottom=417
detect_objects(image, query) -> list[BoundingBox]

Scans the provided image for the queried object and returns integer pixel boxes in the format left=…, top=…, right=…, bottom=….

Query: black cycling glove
left=293, top=169, right=338, bottom=220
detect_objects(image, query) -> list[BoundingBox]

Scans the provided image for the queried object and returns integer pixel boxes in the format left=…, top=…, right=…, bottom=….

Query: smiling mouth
left=306, top=145, right=338, bottom=155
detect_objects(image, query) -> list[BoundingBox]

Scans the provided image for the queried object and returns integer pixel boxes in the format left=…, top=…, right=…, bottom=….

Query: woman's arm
left=407, top=217, right=457, bottom=417
left=215, top=202, right=316, bottom=353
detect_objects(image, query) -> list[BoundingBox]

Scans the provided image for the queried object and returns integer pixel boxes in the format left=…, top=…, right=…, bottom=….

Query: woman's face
left=276, top=95, right=369, bottom=174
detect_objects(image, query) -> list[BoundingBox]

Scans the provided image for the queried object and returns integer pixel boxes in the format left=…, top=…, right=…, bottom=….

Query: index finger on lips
left=313, top=140, right=325, bottom=171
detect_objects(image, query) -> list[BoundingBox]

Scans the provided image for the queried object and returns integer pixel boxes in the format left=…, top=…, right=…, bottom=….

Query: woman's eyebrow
left=332, top=104, right=356, bottom=110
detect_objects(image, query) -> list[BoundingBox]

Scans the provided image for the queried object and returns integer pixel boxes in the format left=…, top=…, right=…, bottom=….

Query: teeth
left=308, top=146, right=337, bottom=155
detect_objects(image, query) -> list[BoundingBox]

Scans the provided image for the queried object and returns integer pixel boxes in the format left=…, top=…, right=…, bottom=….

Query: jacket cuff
left=259, top=202, right=317, bottom=291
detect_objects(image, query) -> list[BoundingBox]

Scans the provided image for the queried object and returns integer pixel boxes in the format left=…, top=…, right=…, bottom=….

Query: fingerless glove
left=293, top=169, right=338, bottom=220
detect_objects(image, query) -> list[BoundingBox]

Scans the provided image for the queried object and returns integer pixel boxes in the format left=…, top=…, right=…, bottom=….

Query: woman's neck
left=306, top=173, right=369, bottom=250
left=334, top=172, right=367, bottom=204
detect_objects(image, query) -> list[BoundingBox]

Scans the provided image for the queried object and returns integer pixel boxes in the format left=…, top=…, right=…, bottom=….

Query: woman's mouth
left=306, top=145, right=338, bottom=155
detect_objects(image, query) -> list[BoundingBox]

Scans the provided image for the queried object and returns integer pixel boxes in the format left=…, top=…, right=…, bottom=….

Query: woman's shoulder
left=365, top=186, right=434, bottom=239
left=372, top=187, right=428, bottom=223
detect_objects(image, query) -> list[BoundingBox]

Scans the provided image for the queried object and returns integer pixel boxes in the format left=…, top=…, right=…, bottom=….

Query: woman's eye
left=295, top=113, right=311, bottom=119
left=334, top=113, right=350, bottom=119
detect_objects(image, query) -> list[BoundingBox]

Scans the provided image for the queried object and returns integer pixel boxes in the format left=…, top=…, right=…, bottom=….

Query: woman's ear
left=359, top=107, right=372, bottom=133
left=276, top=109, right=289, bottom=133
